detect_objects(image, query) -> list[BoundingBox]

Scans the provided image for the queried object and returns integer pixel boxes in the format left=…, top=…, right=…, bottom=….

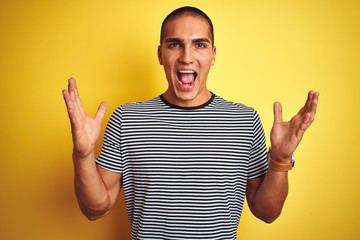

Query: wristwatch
left=267, top=148, right=295, bottom=171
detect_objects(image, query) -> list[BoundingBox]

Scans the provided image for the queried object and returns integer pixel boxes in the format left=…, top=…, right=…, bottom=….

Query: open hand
left=270, top=91, right=319, bottom=163
left=62, top=78, right=108, bottom=159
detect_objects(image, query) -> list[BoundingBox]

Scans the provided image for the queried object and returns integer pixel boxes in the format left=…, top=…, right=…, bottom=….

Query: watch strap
left=267, top=148, right=294, bottom=171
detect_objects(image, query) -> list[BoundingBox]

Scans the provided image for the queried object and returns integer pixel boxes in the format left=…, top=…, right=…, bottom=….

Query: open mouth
left=177, top=70, right=197, bottom=87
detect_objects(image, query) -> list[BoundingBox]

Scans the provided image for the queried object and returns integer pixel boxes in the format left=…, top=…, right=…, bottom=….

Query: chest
left=120, top=113, right=254, bottom=173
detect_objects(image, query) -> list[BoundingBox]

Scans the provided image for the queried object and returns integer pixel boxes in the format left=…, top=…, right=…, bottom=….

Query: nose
left=179, top=45, right=194, bottom=64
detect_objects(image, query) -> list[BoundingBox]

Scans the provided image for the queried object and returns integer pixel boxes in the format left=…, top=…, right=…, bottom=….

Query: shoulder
left=110, top=96, right=165, bottom=115
left=212, top=94, right=256, bottom=114
left=121, top=96, right=163, bottom=110
left=109, top=95, right=171, bottom=122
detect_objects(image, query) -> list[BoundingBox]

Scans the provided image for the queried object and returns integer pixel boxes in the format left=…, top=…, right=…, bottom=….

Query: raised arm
left=246, top=90, right=319, bottom=223
left=62, top=78, right=122, bottom=220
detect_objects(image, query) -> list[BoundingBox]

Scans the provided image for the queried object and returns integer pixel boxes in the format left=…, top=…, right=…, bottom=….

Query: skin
left=247, top=90, right=319, bottom=222
left=62, top=79, right=120, bottom=220
left=158, top=15, right=216, bottom=107
left=62, top=14, right=319, bottom=223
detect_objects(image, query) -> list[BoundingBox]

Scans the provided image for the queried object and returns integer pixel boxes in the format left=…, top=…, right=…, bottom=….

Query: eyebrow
left=164, top=37, right=211, bottom=44
left=193, top=38, right=211, bottom=43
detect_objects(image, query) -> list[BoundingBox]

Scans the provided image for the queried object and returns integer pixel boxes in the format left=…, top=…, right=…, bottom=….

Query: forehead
left=163, top=15, right=212, bottom=42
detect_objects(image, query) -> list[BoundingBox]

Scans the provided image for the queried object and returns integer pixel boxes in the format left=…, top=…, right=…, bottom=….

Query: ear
left=211, top=46, right=216, bottom=66
left=158, top=45, right=163, bottom=65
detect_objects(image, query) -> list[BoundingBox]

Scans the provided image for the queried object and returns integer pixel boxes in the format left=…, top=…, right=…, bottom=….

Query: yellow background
left=0, top=0, right=359, bottom=239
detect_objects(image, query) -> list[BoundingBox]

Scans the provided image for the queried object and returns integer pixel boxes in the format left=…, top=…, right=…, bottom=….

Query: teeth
left=179, top=70, right=195, bottom=73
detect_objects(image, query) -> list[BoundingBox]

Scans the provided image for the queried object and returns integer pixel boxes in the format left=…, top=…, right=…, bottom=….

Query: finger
left=69, top=78, right=84, bottom=117
left=94, top=101, right=108, bottom=122
left=62, top=89, right=74, bottom=112
left=296, top=112, right=313, bottom=138
left=310, top=91, right=319, bottom=115
left=62, top=89, right=80, bottom=129
left=303, top=91, right=318, bottom=125
left=296, top=93, right=319, bottom=138
left=273, top=102, right=283, bottom=124
left=68, top=78, right=81, bottom=101
left=300, top=91, right=319, bottom=118
left=297, top=90, right=314, bottom=117
left=68, top=77, right=78, bottom=102
left=68, top=78, right=86, bottom=117
left=64, top=79, right=84, bottom=126
left=68, top=78, right=77, bottom=100
left=74, top=87, right=87, bottom=117
left=306, top=90, right=315, bottom=110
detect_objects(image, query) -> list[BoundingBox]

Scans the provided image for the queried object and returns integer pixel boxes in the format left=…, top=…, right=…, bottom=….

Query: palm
left=72, top=112, right=103, bottom=157
left=63, top=78, right=108, bottom=158
left=270, top=91, right=319, bottom=162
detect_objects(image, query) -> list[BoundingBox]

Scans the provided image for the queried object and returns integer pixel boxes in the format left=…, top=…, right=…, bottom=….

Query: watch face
left=267, top=151, right=271, bottom=165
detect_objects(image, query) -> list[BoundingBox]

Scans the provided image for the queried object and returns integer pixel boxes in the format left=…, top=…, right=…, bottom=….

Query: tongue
left=179, top=73, right=195, bottom=84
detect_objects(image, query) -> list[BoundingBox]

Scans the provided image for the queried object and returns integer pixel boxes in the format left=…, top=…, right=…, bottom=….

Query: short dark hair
left=160, top=6, right=214, bottom=46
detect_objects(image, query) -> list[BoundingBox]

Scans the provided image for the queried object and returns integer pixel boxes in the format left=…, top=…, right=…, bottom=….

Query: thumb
left=273, top=102, right=283, bottom=124
left=95, top=101, right=108, bottom=122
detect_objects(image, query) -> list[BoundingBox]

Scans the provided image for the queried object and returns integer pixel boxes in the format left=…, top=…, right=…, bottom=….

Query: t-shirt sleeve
left=247, top=109, right=268, bottom=179
left=96, top=106, right=123, bottom=174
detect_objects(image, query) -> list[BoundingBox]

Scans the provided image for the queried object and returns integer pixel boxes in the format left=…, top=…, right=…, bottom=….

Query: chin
left=175, top=90, right=198, bottom=101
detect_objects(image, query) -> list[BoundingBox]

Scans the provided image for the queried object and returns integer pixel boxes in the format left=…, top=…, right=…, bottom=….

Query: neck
left=162, top=89, right=212, bottom=108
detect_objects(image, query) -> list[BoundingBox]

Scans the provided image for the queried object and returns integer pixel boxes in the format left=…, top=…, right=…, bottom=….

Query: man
left=62, top=6, right=319, bottom=239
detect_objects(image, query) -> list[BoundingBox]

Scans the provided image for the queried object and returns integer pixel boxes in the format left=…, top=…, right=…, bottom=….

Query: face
left=158, top=15, right=216, bottom=107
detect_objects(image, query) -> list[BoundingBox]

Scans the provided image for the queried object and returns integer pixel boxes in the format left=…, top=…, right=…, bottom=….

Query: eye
left=196, top=43, right=206, bottom=48
left=168, top=43, right=180, bottom=48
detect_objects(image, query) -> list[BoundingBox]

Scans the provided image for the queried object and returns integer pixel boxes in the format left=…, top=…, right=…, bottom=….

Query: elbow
left=80, top=206, right=110, bottom=221
left=76, top=196, right=112, bottom=221
left=85, top=213, right=102, bottom=221
left=250, top=205, right=282, bottom=224
left=262, top=215, right=278, bottom=224
left=258, top=210, right=281, bottom=224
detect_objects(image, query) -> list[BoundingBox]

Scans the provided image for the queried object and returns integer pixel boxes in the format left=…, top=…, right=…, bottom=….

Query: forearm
left=73, top=152, right=111, bottom=220
left=248, top=90, right=318, bottom=223
left=250, top=168, right=288, bottom=223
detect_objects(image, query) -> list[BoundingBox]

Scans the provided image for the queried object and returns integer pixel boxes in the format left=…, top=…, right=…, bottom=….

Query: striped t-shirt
left=96, top=93, right=268, bottom=240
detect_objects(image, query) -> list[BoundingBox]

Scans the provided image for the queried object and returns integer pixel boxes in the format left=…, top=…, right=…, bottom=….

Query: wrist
left=267, top=148, right=295, bottom=171
left=72, top=146, right=95, bottom=159
left=72, top=150, right=96, bottom=166
left=72, top=154, right=97, bottom=176
left=271, top=155, right=292, bottom=164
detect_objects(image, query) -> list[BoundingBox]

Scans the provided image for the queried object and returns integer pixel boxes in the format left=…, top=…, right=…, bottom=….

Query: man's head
left=160, top=6, right=214, bottom=47
left=158, top=7, right=216, bottom=107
